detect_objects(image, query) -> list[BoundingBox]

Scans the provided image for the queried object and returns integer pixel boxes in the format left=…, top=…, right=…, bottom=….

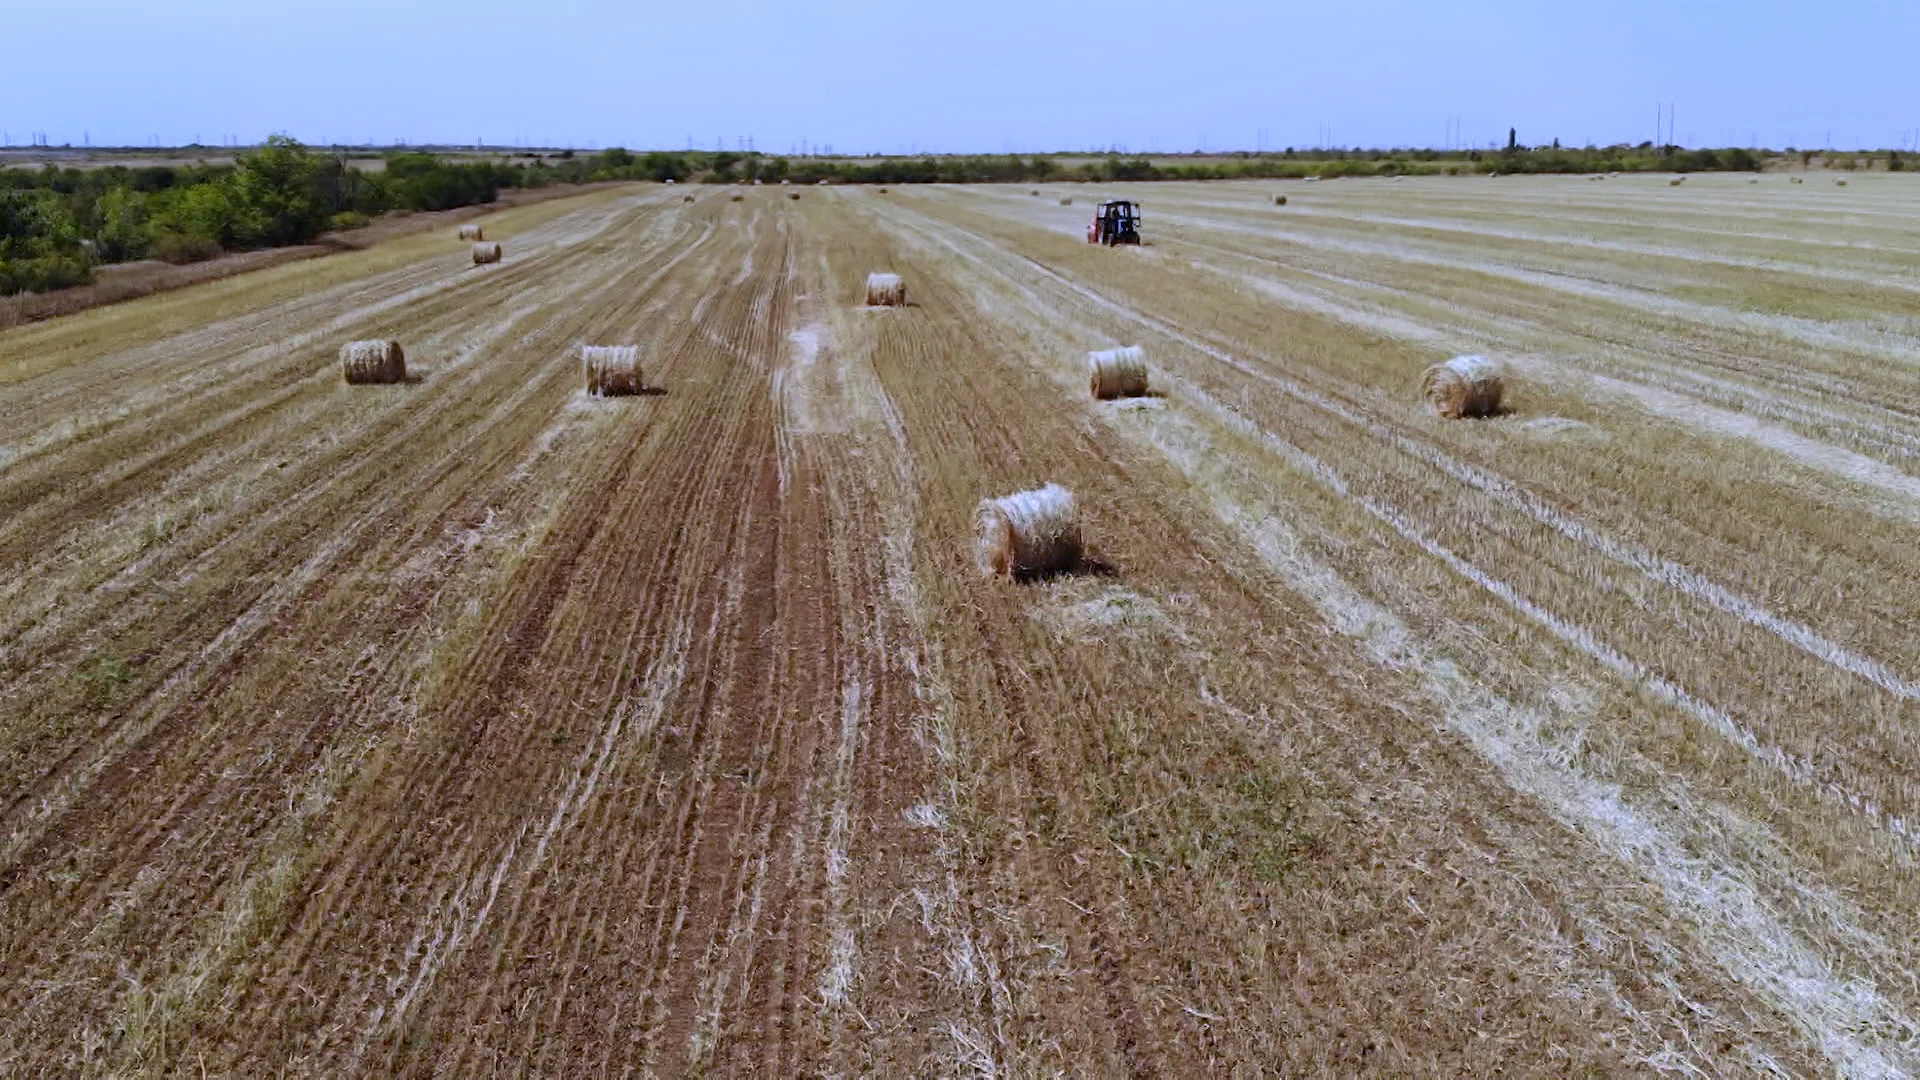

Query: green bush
left=228, top=135, right=332, bottom=244
left=0, top=253, right=90, bottom=294
left=147, top=228, right=223, bottom=264
left=91, top=186, right=150, bottom=262
left=0, top=189, right=91, bottom=292
left=145, top=182, right=246, bottom=259
left=640, top=151, right=690, bottom=182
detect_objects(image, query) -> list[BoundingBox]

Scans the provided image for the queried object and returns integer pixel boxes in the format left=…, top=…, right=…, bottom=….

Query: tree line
left=0, top=138, right=674, bottom=295
left=690, top=143, right=1771, bottom=185
left=1, top=137, right=1789, bottom=297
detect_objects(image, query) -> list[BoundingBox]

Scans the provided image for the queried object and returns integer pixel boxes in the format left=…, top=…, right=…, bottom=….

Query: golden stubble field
left=2, top=172, right=1918, bottom=1076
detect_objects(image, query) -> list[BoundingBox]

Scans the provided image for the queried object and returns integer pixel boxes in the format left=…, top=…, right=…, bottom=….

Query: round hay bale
left=1836, top=177, right=1848, bottom=186
left=780, top=179, right=791, bottom=185
left=878, top=187, right=889, bottom=194
left=1030, top=189, right=1040, bottom=196
left=581, top=344, right=643, bottom=397
left=457, top=223, right=485, bottom=241
left=730, top=193, right=744, bottom=201
left=1087, top=345, right=1149, bottom=400
left=471, top=241, right=503, bottom=265
left=1059, top=196, right=1072, bottom=206
left=1273, top=194, right=1287, bottom=205
left=1421, top=355, right=1506, bottom=419
left=665, top=178, right=676, bottom=185
left=341, top=340, right=406, bottom=385
left=975, top=483, right=1080, bottom=578
left=789, top=192, right=801, bottom=200
left=864, top=272, right=906, bottom=306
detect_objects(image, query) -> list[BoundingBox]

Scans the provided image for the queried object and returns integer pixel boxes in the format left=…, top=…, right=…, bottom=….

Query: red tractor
left=1087, top=199, right=1142, bottom=246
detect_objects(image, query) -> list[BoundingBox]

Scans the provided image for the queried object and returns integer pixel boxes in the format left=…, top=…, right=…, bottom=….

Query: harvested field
left=0, top=183, right=618, bottom=330
left=3, top=174, right=1920, bottom=1076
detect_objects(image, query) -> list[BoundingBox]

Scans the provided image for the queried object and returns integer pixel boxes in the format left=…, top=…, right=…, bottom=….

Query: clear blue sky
left=7, top=0, right=1919, bottom=153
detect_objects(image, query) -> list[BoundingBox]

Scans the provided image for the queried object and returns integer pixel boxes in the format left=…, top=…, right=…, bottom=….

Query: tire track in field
left=1158, top=226, right=1920, bottom=472
left=888, top=201, right=1920, bottom=845
left=939, top=199, right=1920, bottom=695
left=843, top=192, right=1674, bottom=1072
left=0, top=197, right=724, bottom=1072
left=836, top=207, right=1185, bottom=1075
left=783, top=237, right=993, bottom=1075
left=0, top=213, right=708, bottom=888
left=0, top=192, right=672, bottom=504
left=0, top=200, right=700, bottom=676
left=1164, top=207, right=1920, bottom=386
left=872, top=195, right=1920, bottom=1075
left=0, top=196, right=694, bottom=664
left=1248, top=201, right=1920, bottom=294
left=974, top=185, right=1920, bottom=459
left=224, top=226, right=741, bottom=1068
left=198, top=215, right=806, bottom=1075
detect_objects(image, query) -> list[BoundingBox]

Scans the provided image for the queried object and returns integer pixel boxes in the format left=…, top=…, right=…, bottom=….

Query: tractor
left=1087, top=199, right=1142, bottom=246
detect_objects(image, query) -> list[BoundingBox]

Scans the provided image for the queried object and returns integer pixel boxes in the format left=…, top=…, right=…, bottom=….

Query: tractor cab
left=1087, top=199, right=1142, bottom=246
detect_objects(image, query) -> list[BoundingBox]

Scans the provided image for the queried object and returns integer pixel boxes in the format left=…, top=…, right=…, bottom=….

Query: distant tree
left=144, top=181, right=249, bottom=261
left=91, top=186, right=149, bottom=262
left=0, top=189, right=90, bottom=292
left=229, top=135, right=330, bottom=245
left=640, top=151, right=690, bottom=182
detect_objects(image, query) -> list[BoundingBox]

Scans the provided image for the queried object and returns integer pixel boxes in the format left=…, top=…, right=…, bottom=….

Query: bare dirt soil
left=3, top=175, right=1919, bottom=1076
